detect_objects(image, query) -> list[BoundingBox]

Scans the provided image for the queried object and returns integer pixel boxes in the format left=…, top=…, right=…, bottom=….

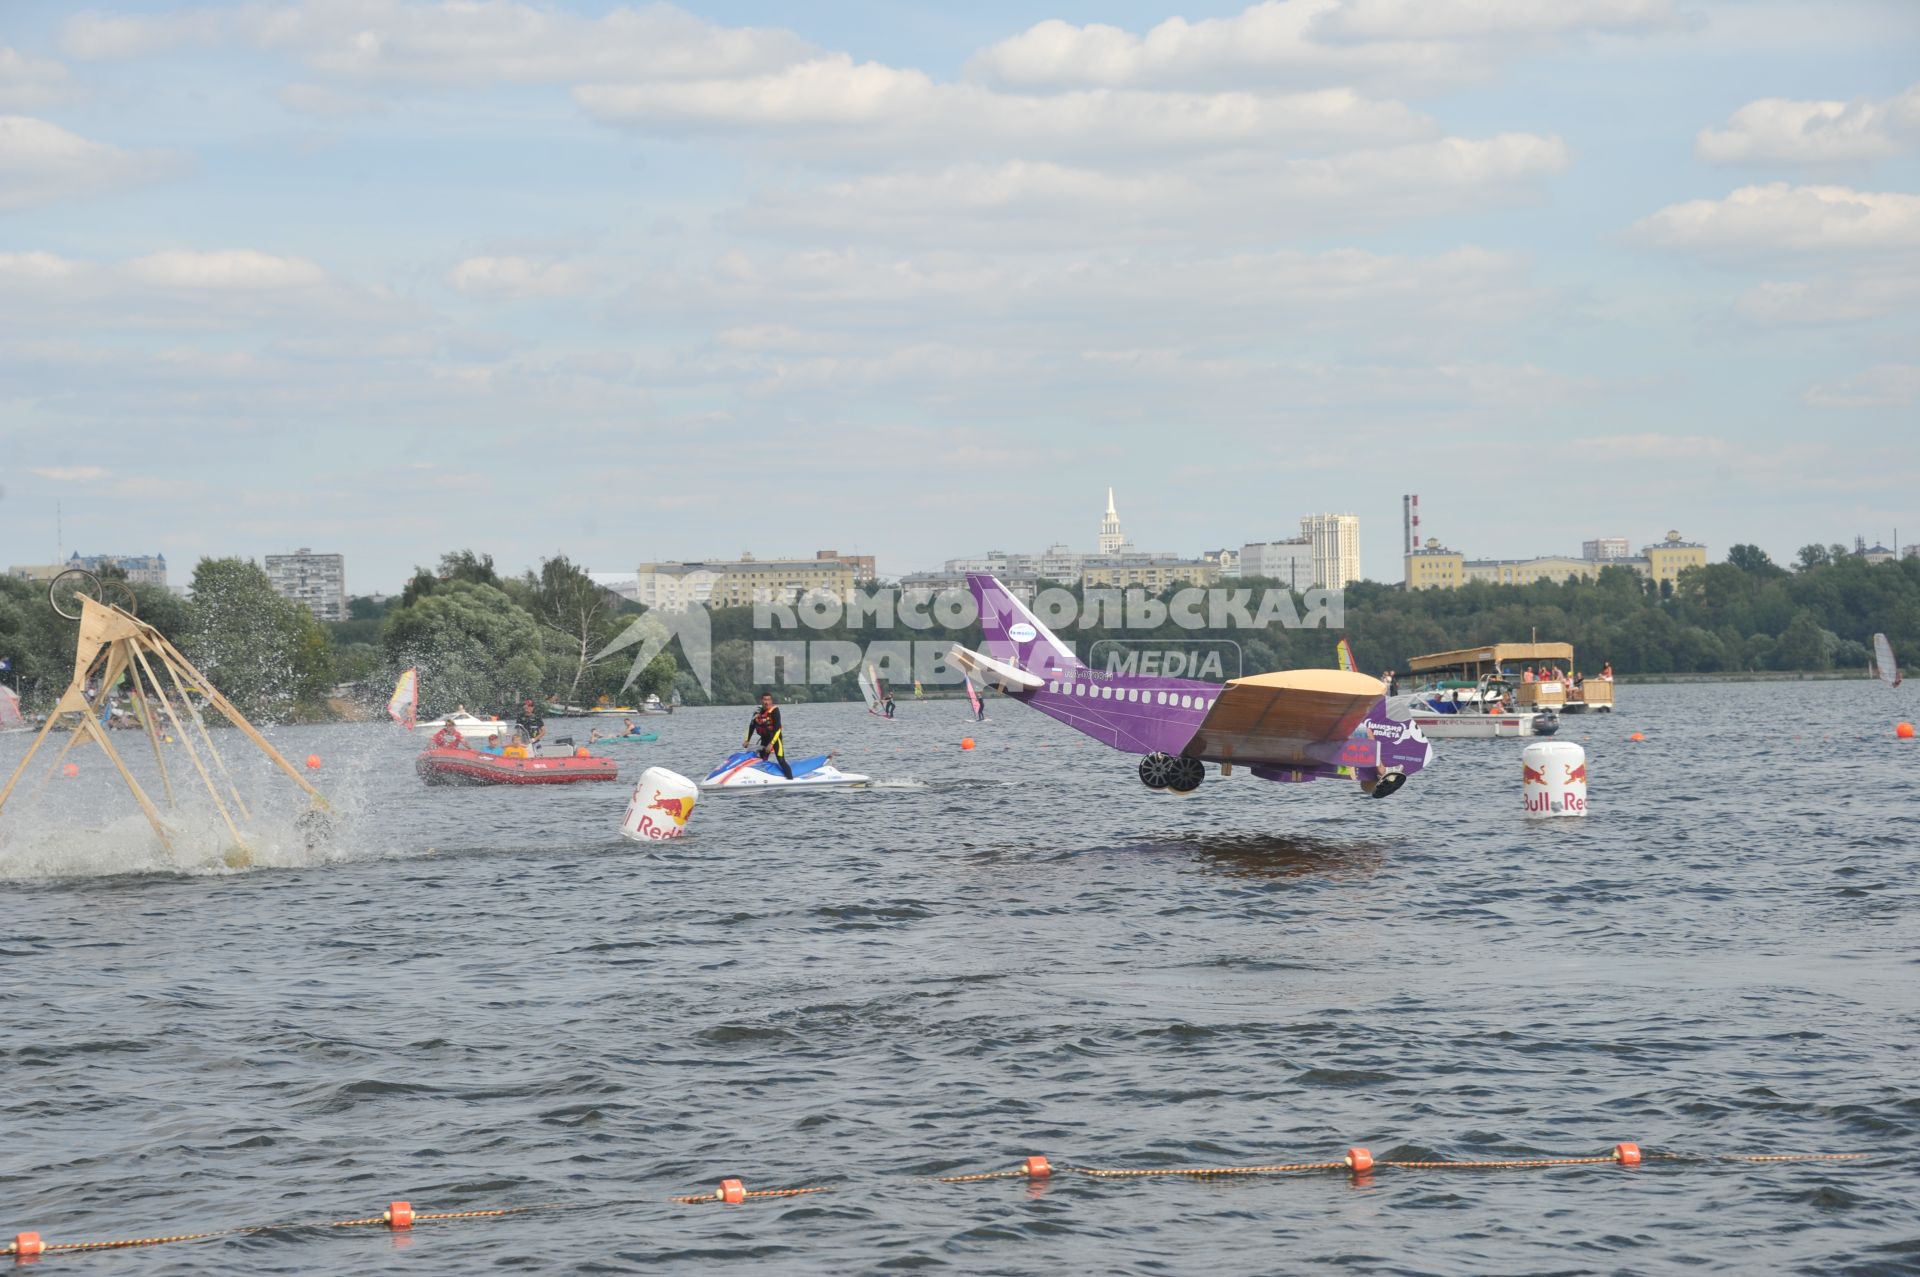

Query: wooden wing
left=1182, top=669, right=1385, bottom=766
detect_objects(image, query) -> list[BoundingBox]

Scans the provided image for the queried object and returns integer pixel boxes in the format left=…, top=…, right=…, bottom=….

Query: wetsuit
left=745, top=704, right=794, bottom=779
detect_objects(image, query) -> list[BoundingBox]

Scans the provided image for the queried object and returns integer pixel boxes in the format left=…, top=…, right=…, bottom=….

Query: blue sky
left=2, top=0, right=1917, bottom=593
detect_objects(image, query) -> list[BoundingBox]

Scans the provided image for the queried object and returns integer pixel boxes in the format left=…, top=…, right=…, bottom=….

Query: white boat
left=414, top=711, right=515, bottom=744
left=1390, top=688, right=1557, bottom=739
left=636, top=694, right=674, bottom=715
left=699, top=749, right=869, bottom=793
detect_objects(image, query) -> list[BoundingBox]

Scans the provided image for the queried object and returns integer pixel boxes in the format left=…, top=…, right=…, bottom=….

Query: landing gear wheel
left=47, top=568, right=102, bottom=621
left=1366, top=770, right=1407, bottom=800
left=1138, top=751, right=1177, bottom=791
left=1167, top=756, right=1205, bottom=793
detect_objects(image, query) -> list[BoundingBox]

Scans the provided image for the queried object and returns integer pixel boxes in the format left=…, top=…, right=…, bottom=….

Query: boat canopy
left=1407, top=643, right=1575, bottom=675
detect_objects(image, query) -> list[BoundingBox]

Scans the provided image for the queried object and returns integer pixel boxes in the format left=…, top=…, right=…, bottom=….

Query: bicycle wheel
left=48, top=569, right=102, bottom=621
left=102, top=579, right=138, bottom=615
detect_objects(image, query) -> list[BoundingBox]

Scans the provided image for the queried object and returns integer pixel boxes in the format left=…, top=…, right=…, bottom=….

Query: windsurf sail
left=0, top=685, right=22, bottom=730
left=1335, top=638, right=1358, bottom=674
left=858, top=664, right=881, bottom=714
left=388, top=667, right=419, bottom=730
left=1874, top=633, right=1901, bottom=687
left=964, top=676, right=983, bottom=719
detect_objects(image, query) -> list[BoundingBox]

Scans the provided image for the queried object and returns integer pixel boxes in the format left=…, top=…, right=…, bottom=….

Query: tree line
left=2, top=544, right=1910, bottom=723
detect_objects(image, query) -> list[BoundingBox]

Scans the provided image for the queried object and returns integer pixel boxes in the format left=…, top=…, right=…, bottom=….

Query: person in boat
left=622, top=717, right=638, bottom=737
left=516, top=698, right=545, bottom=743
left=504, top=730, right=530, bottom=758
left=480, top=732, right=504, bottom=756
left=430, top=719, right=464, bottom=750
left=744, top=692, right=794, bottom=779
left=1522, top=666, right=1536, bottom=683
left=1601, top=662, right=1614, bottom=682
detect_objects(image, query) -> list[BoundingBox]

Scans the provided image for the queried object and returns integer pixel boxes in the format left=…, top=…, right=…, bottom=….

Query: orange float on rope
left=574, top=747, right=590, bottom=757
left=717, top=1179, right=746, bottom=1205
left=960, top=738, right=975, bottom=751
left=1023, top=1156, right=1051, bottom=1180
left=304, top=754, right=322, bottom=770
left=1898, top=722, right=1915, bottom=740
left=11, top=1232, right=45, bottom=1258
left=1345, top=1147, right=1374, bottom=1174
left=384, top=1201, right=414, bottom=1229
left=1612, top=1143, right=1642, bottom=1167
left=61, top=763, right=78, bottom=778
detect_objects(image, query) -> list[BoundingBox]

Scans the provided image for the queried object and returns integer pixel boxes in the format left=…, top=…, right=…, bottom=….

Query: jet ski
left=699, top=750, right=869, bottom=793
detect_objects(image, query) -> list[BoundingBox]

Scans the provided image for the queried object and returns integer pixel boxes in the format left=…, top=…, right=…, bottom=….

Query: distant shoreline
left=1618, top=670, right=1866, bottom=685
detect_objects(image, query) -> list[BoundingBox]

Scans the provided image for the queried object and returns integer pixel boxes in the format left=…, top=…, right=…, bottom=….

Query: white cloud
left=448, top=255, right=592, bottom=299
left=966, top=0, right=1678, bottom=93
left=1633, top=182, right=1920, bottom=254
left=1310, top=0, right=1681, bottom=40
left=0, top=115, right=181, bottom=211
left=63, top=1, right=814, bottom=85
left=1805, top=363, right=1920, bottom=408
left=0, top=47, right=70, bottom=110
left=1735, top=268, right=1920, bottom=325
left=1697, top=83, right=1920, bottom=166
left=577, top=55, right=1434, bottom=159
left=127, top=250, right=329, bottom=290
left=738, top=134, right=1566, bottom=245
left=27, top=465, right=107, bottom=481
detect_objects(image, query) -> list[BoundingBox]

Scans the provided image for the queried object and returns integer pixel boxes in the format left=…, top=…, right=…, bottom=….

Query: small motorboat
left=416, top=745, right=619, bottom=785
left=699, top=749, right=869, bottom=793
left=414, top=711, right=514, bottom=745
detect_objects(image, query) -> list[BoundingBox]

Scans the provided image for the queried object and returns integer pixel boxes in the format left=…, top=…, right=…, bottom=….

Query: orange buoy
left=960, top=737, right=975, bottom=751
left=717, top=1178, right=746, bottom=1204
left=305, top=754, right=322, bottom=770
left=12, top=1232, right=45, bottom=1258
left=1023, top=1155, right=1051, bottom=1179
left=1613, top=1142, right=1642, bottom=1167
left=385, top=1201, right=414, bottom=1229
left=62, top=762, right=78, bottom=778
left=574, top=747, right=590, bottom=757
left=1898, top=722, right=1915, bottom=740
left=1629, top=732, right=1644, bottom=742
left=1345, top=1147, right=1374, bottom=1174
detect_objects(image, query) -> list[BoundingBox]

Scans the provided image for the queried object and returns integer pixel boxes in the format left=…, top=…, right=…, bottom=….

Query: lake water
left=2, top=681, right=1916, bottom=1274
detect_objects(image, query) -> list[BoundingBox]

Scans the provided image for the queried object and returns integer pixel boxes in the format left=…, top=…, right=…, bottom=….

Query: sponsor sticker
left=1008, top=622, right=1037, bottom=643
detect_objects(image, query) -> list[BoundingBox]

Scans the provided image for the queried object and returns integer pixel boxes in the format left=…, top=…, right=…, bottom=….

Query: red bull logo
left=1522, top=762, right=1547, bottom=785
left=1565, top=762, right=1588, bottom=785
left=648, top=795, right=692, bottom=825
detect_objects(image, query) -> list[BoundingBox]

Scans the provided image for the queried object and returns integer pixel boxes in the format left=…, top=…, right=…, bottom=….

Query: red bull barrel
left=1521, top=741, right=1587, bottom=818
left=621, top=766, right=699, bottom=841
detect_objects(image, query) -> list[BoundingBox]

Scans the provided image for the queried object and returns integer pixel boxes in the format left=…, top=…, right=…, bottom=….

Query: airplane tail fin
left=967, top=573, right=1081, bottom=679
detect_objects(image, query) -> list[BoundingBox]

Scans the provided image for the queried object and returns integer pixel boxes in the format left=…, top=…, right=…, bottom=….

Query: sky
left=1, top=0, right=1916, bottom=594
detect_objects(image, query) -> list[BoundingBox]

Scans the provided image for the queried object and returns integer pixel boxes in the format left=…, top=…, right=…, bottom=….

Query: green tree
left=184, top=558, right=334, bottom=721
left=1771, top=610, right=1831, bottom=671
left=525, top=555, right=628, bottom=705
left=1795, top=544, right=1832, bottom=571
left=382, top=580, right=545, bottom=714
left=1727, top=544, right=1782, bottom=575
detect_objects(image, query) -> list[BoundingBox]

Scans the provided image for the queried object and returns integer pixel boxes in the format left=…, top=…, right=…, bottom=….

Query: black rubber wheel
left=1368, top=770, right=1407, bottom=800
left=47, top=568, right=101, bottom=621
left=1138, top=751, right=1177, bottom=790
left=1167, top=756, right=1205, bottom=793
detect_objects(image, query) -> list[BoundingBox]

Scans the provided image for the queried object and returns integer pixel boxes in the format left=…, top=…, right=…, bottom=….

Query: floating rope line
left=4, top=1144, right=1872, bottom=1261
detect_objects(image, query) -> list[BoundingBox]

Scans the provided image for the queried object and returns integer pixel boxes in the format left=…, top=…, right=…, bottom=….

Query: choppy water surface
left=2, top=682, right=1916, bottom=1275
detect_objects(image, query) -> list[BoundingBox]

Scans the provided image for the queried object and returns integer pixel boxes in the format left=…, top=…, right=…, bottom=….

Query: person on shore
left=744, top=692, right=794, bottom=779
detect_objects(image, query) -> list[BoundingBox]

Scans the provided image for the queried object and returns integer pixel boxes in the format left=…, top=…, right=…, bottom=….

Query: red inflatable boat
left=415, top=746, right=619, bottom=786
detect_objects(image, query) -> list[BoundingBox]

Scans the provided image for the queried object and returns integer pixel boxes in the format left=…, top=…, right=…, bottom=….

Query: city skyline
left=1, top=0, right=1916, bottom=590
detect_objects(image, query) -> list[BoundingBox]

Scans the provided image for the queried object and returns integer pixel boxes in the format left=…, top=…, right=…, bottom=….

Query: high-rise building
left=264, top=549, right=347, bottom=621
left=1239, top=538, right=1316, bottom=589
left=1301, top=513, right=1361, bottom=589
left=1099, top=488, right=1126, bottom=554
left=1582, top=538, right=1630, bottom=561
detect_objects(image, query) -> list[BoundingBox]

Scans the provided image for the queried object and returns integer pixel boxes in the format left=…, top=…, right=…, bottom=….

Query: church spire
left=1099, top=487, right=1125, bottom=554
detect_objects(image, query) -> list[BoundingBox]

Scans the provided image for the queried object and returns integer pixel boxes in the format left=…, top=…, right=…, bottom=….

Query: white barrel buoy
left=620, top=766, right=698, bottom=841
left=1522, top=741, right=1587, bottom=817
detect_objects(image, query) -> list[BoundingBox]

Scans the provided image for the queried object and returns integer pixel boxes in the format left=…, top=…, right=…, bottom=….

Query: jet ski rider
left=745, top=692, right=794, bottom=779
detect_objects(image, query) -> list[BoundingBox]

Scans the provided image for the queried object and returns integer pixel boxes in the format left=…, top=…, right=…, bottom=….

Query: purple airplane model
left=949, top=574, right=1433, bottom=798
